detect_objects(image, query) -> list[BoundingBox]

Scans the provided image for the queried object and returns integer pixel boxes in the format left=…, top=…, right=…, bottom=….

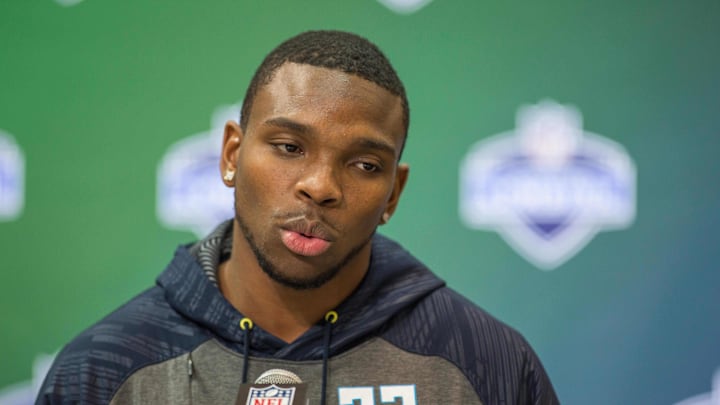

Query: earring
left=223, top=170, right=235, bottom=182
left=381, top=212, right=391, bottom=224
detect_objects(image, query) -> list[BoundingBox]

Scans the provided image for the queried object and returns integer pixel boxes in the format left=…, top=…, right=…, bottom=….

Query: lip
left=279, top=218, right=336, bottom=257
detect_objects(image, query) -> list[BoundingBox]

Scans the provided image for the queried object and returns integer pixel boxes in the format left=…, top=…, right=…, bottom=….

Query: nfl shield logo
left=246, top=385, right=296, bottom=405
left=459, top=100, right=636, bottom=270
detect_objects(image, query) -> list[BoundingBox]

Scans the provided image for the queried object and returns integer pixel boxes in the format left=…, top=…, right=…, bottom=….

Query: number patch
left=338, top=384, right=416, bottom=405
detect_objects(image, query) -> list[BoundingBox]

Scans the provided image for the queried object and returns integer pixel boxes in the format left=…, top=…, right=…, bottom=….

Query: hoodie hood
left=156, top=227, right=445, bottom=362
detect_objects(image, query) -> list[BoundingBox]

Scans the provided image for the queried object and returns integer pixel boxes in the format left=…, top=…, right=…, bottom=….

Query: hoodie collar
left=157, top=223, right=445, bottom=360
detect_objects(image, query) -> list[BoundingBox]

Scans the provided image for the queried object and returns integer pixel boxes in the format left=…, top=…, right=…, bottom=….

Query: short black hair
left=240, top=30, right=409, bottom=153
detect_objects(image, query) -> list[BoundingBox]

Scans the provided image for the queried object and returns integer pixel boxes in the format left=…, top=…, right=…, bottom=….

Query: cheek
left=345, top=183, right=391, bottom=222
left=235, top=155, right=287, bottom=208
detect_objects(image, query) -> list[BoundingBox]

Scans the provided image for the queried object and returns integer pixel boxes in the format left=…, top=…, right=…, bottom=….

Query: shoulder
left=36, top=286, right=210, bottom=405
left=382, top=287, right=559, bottom=404
left=381, top=287, right=527, bottom=362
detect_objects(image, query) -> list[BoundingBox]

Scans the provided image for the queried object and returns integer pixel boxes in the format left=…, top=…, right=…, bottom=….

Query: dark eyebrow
left=264, top=117, right=311, bottom=135
left=354, top=138, right=397, bottom=158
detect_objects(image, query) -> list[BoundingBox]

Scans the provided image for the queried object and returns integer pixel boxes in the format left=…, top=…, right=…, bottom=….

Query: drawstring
left=321, top=310, right=338, bottom=405
left=239, top=317, right=254, bottom=383
left=238, top=312, right=337, bottom=404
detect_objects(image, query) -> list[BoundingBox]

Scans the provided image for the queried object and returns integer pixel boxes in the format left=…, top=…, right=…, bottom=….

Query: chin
left=262, top=264, right=341, bottom=290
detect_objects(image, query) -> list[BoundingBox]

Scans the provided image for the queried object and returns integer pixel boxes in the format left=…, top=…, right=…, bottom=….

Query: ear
left=220, top=120, right=244, bottom=187
left=381, top=163, right=409, bottom=224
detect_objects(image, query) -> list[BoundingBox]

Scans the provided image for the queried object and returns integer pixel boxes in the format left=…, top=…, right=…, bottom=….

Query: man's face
left=221, top=62, right=408, bottom=290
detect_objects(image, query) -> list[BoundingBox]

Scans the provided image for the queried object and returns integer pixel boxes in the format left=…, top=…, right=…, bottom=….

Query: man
left=37, top=30, right=559, bottom=404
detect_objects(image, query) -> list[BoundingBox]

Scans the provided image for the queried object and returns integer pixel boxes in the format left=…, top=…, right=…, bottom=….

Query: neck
left=218, top=222, right=370, bottom=343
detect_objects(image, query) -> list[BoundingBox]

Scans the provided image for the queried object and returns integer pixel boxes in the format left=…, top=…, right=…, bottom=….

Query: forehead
left=247, top=63, right=405, bottom=153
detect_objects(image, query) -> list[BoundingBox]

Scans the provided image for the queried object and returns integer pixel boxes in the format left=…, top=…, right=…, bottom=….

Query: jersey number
left=338, top=385, right=417, bottom=405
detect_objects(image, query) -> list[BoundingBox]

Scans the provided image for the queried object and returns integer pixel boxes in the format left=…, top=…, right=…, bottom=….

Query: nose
left=294, top=162, right=342, bottom=207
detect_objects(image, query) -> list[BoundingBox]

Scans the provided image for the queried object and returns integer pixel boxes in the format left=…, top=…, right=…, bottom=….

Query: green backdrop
left=1, top=1, right=719, bottom=404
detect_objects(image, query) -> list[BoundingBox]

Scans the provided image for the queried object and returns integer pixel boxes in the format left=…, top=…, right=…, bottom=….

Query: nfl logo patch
left=246, top=385, right=296, bottom=405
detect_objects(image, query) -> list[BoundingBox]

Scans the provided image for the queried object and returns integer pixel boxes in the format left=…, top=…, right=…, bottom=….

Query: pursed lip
left=278, top=216, right=338, bottom=257
left=280, top=217, right=337, bottom=242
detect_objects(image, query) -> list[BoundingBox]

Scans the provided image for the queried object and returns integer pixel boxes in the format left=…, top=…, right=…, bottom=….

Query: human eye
left=272, top=142, right=304, bottom=156
left=354, top=160, right=381, bottom=173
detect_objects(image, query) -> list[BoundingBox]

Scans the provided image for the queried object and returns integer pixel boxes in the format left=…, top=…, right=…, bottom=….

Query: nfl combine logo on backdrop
left=156, top=104, right=238, bottom=237
left=376, top=0, right=433, bottom=14
left=0, top=129, right=24, bottom=221
left=672, top=367, right=720, bottom=405
left=459, top=100, right=636, bottom=270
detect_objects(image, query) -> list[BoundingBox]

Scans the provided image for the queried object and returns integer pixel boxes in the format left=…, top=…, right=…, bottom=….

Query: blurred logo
left=376, top=0, right=433, bottom=14
left=54, top=0, right=85, bottom=7
left=459, top=100, right=636, bottom=269
left=0, top=129, right=24, bottom=222
left=673, top=368, right=720, bottom=405
left=156, top=104, right=238, bottom=238
left=0, top=352, right=55, bottom=405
